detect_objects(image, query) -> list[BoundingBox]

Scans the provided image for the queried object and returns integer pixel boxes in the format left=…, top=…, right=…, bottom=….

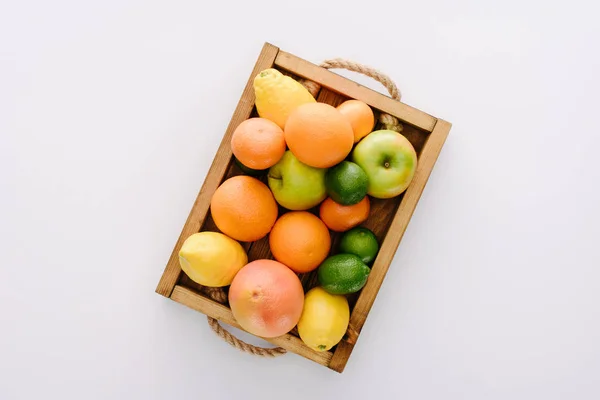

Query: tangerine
left=319, top=196, right=370, bottom=232
left=231, top=117, right=286, bottom=170
left=337, top=100, right=375, bottom=143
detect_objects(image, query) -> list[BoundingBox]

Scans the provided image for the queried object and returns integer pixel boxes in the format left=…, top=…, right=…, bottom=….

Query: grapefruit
left=229, top=259, right=304, bottom=338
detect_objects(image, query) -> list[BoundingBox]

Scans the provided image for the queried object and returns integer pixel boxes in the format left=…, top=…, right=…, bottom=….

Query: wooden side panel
left=155, top=43, right=280, bottom=297
left=328, top=119, right=451, bottom=372
left=274, top=51, right=437, bottom=132
left=170, top=285, right=333, bottom=366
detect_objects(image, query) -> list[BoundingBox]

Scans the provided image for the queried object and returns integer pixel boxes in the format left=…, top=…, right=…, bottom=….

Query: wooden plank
left=274, top=51, right=437, bottom=132
left=328, top=119, right=452, bottom=372
left=170, top=285, right=333, bottom=367
left=155, top=43, right=280, bottom=297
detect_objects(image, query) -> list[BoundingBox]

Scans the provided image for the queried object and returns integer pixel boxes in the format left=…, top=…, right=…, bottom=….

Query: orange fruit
left=337, top=100, right=375, bottom=143
left=210, top=175, right=278, bottom=242
left=229, top=259, right=304, bottom=338
left=284, top=102, right=354, bottom=168
left=319, top=196, right=370, bottom=232
left=231, top=117, right=286, bottom=170
left=269, top=211, right=331, bottom=273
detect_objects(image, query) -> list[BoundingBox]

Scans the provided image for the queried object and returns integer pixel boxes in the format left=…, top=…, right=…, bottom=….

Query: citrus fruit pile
left=178, top=68, right=418, bottom=352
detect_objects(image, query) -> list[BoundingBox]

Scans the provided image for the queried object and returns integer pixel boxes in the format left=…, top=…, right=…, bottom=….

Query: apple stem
left=384, top=162, right=390, bottom=168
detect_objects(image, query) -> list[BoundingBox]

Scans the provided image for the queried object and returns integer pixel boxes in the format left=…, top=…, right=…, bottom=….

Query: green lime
left=234, top=157, right=266, bottom=176
left=317, top=254, right=370, bottom=295
left=325, top=161, right=368, bottom=205
left=339, top=227, right=379, bottom=264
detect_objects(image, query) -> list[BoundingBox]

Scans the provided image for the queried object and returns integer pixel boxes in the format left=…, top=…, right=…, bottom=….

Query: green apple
left=351, top=130, right=417, bottom=199
left=268, top=151, right=327, bottom=210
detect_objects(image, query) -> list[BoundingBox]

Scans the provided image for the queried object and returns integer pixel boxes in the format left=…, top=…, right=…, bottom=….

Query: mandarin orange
left=337, top=100, right=375, bottom=143
left=231, top=117, right=286, bottom=170
left=319, top=196, right=370, bottom=232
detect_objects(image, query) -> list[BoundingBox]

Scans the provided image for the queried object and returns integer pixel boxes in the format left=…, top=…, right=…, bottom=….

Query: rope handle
left=204, top=58, right=404, bottom=357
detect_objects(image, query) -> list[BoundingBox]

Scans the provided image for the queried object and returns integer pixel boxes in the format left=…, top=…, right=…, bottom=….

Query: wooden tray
left=155, top=42, right=451, bottom=373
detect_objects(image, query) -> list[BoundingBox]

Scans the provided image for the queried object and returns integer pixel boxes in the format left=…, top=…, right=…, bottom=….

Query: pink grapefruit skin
left=229, top=259, right=304, bottom=338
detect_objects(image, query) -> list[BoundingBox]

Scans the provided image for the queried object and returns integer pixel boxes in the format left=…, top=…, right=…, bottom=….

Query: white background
left=2, top=0, right=599, bottom=399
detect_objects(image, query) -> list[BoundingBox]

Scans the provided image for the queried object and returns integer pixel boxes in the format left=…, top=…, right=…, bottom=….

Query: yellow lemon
left=297, top=287, right=350, bottom=351
left=253, top=68, right=316, bottom=129
left=178, top=232, right=247, bottom=287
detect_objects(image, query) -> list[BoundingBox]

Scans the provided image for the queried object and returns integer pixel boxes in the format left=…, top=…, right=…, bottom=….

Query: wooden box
left=156, top=42, right=451, bottom=373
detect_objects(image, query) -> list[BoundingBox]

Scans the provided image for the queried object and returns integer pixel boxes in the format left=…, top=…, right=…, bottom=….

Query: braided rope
left=320, top=58, right=401, bottom=101
left=206, top=316, right=287, bottom=357
left=301, top=58, right=403, bottom=132
left=203, top=286, right=228, bottom=304
left=202, top=286, right=287, bottom=357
